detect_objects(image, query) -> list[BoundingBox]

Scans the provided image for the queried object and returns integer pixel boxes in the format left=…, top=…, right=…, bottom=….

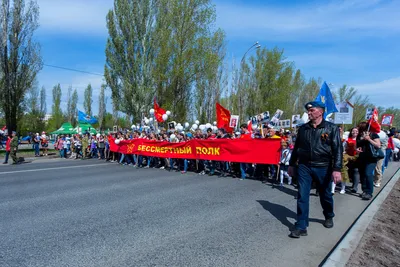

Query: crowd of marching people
left=24, top=122, right=399, bottom=200
left=2, top=120, right=400, bottom=201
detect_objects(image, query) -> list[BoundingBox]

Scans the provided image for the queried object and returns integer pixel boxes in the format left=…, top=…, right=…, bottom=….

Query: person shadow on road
left=257, top=200, right=325, bottom=230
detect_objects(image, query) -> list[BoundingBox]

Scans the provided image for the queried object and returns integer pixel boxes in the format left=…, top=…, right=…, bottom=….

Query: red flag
left=248, top=120, right=253, bottom=134
left=154, top=98, right=166, bottom=123
left=368, top=108, right=381, bottom=133
left=216, top=102, right=233, bottom=133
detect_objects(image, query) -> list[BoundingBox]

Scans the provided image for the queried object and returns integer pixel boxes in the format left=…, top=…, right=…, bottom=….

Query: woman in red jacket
left=383, top=133, right=395, bottom=173
left=345, top=127, right=360, bottom=193
left=3, top=135, right=11, bottom=164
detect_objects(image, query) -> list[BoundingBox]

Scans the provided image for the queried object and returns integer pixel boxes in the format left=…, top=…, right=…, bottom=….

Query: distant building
left=44, top=114, right=52, bottom=122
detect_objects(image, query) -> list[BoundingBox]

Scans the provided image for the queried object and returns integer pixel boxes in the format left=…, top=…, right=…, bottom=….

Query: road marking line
left=0, top=163, right=110, bottom=175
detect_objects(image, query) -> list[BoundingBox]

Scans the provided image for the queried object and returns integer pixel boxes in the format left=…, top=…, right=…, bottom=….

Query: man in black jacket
left=288, top=101, right=343, bottom=238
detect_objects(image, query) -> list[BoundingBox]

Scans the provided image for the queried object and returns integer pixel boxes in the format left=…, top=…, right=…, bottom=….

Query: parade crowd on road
left=2, top=116, right=398, bottom=201
left=1, top=101, right=399, bottom=239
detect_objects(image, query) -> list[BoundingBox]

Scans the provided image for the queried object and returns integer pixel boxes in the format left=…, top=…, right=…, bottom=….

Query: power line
left=43, top=64, right=104, bottom=77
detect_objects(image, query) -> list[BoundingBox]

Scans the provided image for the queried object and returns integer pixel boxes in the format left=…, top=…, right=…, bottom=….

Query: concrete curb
left=321, top=167, right=400, bottom=267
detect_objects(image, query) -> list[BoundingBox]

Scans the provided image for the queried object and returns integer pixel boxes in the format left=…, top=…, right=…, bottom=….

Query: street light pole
left=238, top=42, right=261, bottom=122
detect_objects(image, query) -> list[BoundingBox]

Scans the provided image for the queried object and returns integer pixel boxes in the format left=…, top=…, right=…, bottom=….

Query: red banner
left=109, top=137, right=281, bottom=164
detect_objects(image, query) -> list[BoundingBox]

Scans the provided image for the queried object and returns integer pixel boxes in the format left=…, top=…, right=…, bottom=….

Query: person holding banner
left=288, top=101, right=342, bottom=238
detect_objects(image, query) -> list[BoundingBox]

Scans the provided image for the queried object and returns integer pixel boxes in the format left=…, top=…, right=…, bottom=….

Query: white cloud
left=37, top=0, right=113, bottom=36
left=216, top=0, right=400, bottom=41
left=352, top=77, right=400, bottom=108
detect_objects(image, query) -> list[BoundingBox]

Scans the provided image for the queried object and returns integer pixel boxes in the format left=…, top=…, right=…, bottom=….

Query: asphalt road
left=0, top=159, right=399, bottom=267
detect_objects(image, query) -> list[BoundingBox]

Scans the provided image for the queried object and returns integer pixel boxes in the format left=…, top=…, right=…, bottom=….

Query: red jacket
left=5, top=137, right=11, bottom=151
left=388, top=137, right=394, bottom=150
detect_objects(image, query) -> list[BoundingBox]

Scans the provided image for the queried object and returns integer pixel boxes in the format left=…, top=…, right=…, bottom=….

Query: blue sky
left=36, top=0, right=400, bottom=115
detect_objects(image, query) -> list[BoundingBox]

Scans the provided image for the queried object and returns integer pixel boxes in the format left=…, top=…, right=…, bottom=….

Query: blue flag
left=315, top=82, right=338, bottom=119
left=78, top=110, right=98, bottom=124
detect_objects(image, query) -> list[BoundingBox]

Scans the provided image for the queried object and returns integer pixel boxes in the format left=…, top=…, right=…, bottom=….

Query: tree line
left=0, top=0, right=398, bottom=135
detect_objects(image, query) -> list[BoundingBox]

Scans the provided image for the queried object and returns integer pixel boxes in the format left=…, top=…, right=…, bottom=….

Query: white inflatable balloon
left=192, top=124, right=198, bottom=130
left=195, top=120, right=200, bottom=125
left=131, top=125, right=136, bottom=129
left=170, top=134, right=176, bottom=140
left=96, top=133, right=100, bottom=138
left=252, top=124, right=257, bottom=130
left=166, top=110, right=171, bottom=116
left=184, top=122, right=189, bottom=128
left=199, top=124, right=205, bottom=130
left=149, top=109, right=155, bottom=115
left=213, top=121, right=217, bottom=126
left=144, top=119, right=150, bottom=125
left=205, top=123, right=212, bottom=129
left=149, top=117, right=153, bottom=122
left=177, top=123, right=182, bottom=127
left=213, top=126, right=218, bottom=132
left=162, top=114, right=168, bottom=121
left=115, top=139, right=120, bottom=145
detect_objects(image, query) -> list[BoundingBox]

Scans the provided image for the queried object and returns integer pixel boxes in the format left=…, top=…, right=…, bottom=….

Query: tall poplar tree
left=49, top=83, right=63, bottom=129
left=0, top=0, right=42, bottom=132
left=98, top=84, right=106, bottom=130
left=84, top=83, right=93, bottom=116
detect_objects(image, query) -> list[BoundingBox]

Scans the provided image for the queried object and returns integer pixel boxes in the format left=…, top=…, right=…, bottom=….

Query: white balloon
left=192, top=124, right=198, bottom=130
left=252, top=124, right=257, bottom=130
left=195, top=120, right=200, bottom=125
left=115, top=139, right=120, bottom=145
left=212, top=126, right=218, bottom=132
left=131, top=125, right=136, bottom=129
left=149, top=117, right=153, bottom=122
left=205, top=123, right=212, bottom=129
left=166, top=111, right=171, bottom=116
left=144, top=119, right=150, bottom=125
left=199, top=124, right=206, bottom=130
left=184, top=122, right=189, bottom=128
left=181, top=131, right=185, bottom=134
left=162, top=114, right=168, bottom=121
left=149, top=109, right=155, bottom=115
left=177, top=123, right=182, bottom=127
left=213, top=121, right=217, bottom=126
left=96, top=133, right=100, bottom=138
left=170, top=134, right=176, bottom=140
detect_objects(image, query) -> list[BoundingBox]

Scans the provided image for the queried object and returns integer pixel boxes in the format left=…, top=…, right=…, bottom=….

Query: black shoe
left=362, top=193, right=372, bottom=200
left=351, top=189, right=357, bottom=193
left=323, top=218, right=334, bottom=228
left=2, top=162, right=7, bottom=164
left=360, top=192, right=366, bottom=198
left=289, top=229, right=308, bottom=238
